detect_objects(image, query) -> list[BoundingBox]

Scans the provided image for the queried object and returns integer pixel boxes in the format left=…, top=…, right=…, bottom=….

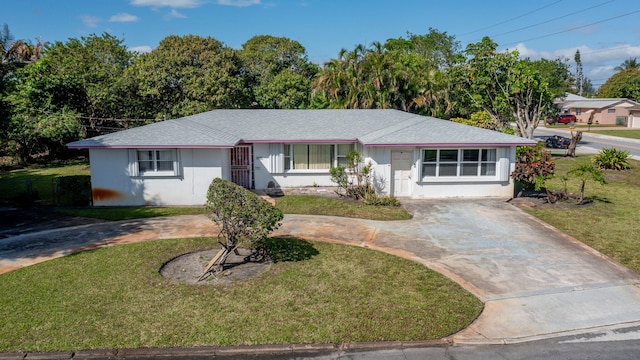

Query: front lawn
left=60, top=194, right=412, bottom=221
left=0, top=237, right=482, bottom=352
left=0, top=161, right=90, bottom=205
left=589, top=129, right=640, bottom=140
left=525, top=156, right=640, bottom=273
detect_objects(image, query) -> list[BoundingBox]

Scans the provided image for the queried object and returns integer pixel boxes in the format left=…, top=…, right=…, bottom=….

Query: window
left=422, top=148, right=496, bottom=179
left=608, top=109, right=616, bottom=114
left=576, top=109, right=582, bottom=115
left=284, top=143, right=354, bottom=171
left=135, top=149, right=178, bottom=176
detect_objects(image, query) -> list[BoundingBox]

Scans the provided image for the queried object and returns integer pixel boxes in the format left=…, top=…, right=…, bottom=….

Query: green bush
left=363, top=193, right=401, bottom=207
left=511, top=143, right=555, bottom=191
left=591, top=147, right=631, bottom=170
left=56, top=175, right=91, bottom=206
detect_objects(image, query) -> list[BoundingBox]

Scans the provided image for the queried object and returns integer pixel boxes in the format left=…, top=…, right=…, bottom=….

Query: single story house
left=556, top=95, right=640, bottom=127
left=67, top=109, right=535, bottom=206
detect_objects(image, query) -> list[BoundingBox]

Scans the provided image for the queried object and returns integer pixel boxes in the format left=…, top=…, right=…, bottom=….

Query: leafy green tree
left=5, top=59, right=84, bottom=162
left=253, top=69, right=312, bottom=109
left=451, top=111, right=499, bottom=130
left=597, top=68, right=640, bottom=101
left=463, top=37, right=566, bottom=139
left=205, top=178, right=283, bottom=276
left=125, top=34, right=248, bottom=119
left=41, top=33, right=135, bottom=128
left=239, top=35, right=318, bottom=109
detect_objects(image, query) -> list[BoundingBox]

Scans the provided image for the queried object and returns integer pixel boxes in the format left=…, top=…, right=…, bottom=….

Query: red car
left=556, top=114, right=576, bottom=124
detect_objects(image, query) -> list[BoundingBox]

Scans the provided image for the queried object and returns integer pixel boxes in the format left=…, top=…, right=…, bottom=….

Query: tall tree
left=239, top=35, right=318, bottom=109
left=125, top=34, right=247, bottom=119
left=597, top=68, right=640, bottom=100
left=312, top=30, right=460, bottom=117
left=574, top=50, right=583, bottom=96
left=463, top=37, right=567, bottom=139
left=5, top=59, right=84, bottom=162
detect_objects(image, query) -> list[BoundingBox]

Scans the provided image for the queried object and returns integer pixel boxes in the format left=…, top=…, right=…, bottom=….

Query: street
left=534, top=126, right=640, bottom=159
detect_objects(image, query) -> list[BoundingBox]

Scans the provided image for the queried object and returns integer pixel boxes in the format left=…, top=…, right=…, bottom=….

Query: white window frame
left=283, top=143, right=355, bottom=172
left=421, top=148, right=498, bottom=181
left=130, top=149, right=180, bottom=177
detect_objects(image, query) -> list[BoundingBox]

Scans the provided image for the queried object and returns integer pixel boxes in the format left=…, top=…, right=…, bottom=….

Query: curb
left=0, top=339, right=451, bottom=359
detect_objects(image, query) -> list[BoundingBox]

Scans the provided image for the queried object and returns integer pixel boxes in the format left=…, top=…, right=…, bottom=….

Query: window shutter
left=269, top=143, right=284, bottom=173
left=499, top=157, right=510, bottom=182
left=128, top=149, right=139, bottom=177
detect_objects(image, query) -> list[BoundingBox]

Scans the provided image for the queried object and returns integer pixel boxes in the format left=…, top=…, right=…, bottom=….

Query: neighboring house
left=67, top=109, right=535, bottom=206
left=556, top=95, right=640, bottom=127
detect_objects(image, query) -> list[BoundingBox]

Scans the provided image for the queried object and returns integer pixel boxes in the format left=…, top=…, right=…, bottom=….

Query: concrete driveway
left=276, top=199, right=640, bottom=343
left=2, top=199, right=640, bottom=344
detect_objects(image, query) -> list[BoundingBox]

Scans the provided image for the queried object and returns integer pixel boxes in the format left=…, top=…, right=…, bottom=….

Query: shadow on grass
left=257, top=237, right=319, bottom=263
left=590, top=195, right=612, bottom=204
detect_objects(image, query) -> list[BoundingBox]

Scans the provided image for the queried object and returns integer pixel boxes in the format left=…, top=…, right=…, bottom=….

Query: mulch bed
left=160, top=248, right=271, bottom=285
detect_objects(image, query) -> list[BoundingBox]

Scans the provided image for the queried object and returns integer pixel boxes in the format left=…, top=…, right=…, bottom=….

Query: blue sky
left=3, top=0, right=640, bottom=87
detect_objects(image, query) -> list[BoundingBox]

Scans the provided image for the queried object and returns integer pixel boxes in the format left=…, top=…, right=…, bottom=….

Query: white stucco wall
left=89, top=148, right=227, bottom=206
left=253, top=143, right=336, bottom=189
left=363, top=146, right=516, bottom=199
left=89, top=144, right=518, bottom=206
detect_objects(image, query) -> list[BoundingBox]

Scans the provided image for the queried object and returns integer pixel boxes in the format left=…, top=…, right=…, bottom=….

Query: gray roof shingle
left=68, top=109, right=535, bottom=149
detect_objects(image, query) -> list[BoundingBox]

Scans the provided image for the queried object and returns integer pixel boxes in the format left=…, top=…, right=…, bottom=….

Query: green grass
left=589, top=129, right=640, bottom=139
left=60, top=195, right=412, bottom=221
left=276, top=195, right=412, bottom=220
left=0, top=161, right=90, bottom=205
left=59, top=206, right=207, bottom=220
left=526, top=156, right=640, bottom=273
left=0, top=237, right=482, bottom=352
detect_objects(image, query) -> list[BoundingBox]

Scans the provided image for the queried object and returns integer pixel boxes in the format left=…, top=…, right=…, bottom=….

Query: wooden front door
left=231, top=145, right=253, bottom=189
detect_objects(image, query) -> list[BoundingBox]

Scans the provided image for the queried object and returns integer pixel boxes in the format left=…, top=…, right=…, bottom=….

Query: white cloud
left=130, top=0, right=203, bottom=8
left=80, top=15, right=101, bottom=28
left=216, top=0, right=261, bottom=6
left=109, top=13, right=139, bottom=22
left=167, top=9, right=187, bottom=18
left=130, top=45, right=153, bottom=53
left=510, top=43, right=640, bottom=83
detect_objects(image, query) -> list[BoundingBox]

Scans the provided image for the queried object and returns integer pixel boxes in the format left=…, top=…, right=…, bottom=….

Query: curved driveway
left=2, top=199, right=640, bottom=344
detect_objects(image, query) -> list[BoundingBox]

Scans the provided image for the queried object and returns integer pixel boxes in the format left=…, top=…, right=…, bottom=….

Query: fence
left=0, top=175, right=92, bottom=207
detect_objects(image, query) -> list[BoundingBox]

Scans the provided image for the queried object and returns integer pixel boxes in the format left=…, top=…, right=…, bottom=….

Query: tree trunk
left=566, top=131, right=582, bottom=157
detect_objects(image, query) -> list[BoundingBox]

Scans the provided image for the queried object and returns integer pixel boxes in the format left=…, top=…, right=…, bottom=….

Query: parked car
left=544, top=135, right=571, bottom=149
left=556, top=114, right=576, bottom=124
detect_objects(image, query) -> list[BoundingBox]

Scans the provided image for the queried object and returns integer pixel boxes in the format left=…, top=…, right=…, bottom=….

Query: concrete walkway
left=2, top=200, right=640, bottom=345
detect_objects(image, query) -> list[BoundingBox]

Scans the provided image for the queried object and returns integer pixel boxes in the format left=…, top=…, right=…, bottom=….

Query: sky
left=3, top=0, right=640, bottom=88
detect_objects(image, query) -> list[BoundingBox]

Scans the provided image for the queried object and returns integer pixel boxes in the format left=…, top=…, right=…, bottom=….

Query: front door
left=231, top=145, right=253, bottom=189
left=391, top=151, right=412, bottom=197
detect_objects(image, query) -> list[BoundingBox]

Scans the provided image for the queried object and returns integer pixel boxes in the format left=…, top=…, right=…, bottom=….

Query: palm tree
left=614, top=57, right=639, bottom=72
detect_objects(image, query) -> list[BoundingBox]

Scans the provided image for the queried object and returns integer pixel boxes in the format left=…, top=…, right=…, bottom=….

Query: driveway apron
left=2, top=200, right=640, bottom=344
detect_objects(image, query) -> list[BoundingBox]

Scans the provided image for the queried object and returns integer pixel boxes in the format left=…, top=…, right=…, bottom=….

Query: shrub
left=206, top=178, right=283, bottom=274
left=591, top=147, right=631, bottom=170
left=330, top=150, right=375, bottom=200
left=511, top=143, right=555, bottom=191
left=363, top=193, right=401, bottom=207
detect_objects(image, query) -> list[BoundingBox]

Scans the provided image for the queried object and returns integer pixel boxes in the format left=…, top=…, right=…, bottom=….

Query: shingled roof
left=68, top=109, right=535, bottom=149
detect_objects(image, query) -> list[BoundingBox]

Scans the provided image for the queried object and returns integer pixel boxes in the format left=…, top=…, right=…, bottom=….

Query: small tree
left=204, top=178, right=283, bottom=277
left=568, top=164, right=606, bottom=205
left=330, top=150, right=374, bottom=200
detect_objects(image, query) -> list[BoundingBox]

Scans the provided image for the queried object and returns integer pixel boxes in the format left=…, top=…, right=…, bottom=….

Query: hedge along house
left=67, top=109, right=536, bottom=206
